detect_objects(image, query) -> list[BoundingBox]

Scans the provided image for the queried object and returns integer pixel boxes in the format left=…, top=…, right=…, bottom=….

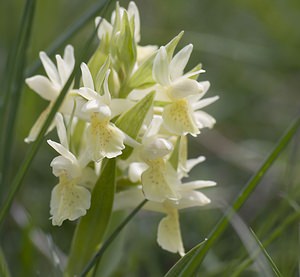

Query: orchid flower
left=153, top=45, right=219, bottom=136
left=47, top=114, right=96, bottom=226
left=25, top=45, right=77, bottom=143
left=78, top=63, right=130, bottom=162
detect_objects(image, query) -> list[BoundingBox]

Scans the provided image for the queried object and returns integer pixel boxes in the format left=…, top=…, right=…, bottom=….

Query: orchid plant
left=23, top=1, right=218, bottom=275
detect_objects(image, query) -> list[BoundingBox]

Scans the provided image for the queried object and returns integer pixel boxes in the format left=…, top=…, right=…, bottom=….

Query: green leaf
left=115, top=91, right=155, bottom=159
left=65, top=158, right=116, bottom=276
left=165, top=115, right=300, bottom=277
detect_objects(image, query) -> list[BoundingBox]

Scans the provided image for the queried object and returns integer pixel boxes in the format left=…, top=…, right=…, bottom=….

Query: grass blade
left=79, top=199, right=148, bottom=276
left=232, top=211, right=300, bottom=276
left=165, top=115, right=300, bottom=277
left=0, top=246, right=11, bottom=277
left=249, top=228, right=282, bottom=277
left=0, top=0, right=36, bottom=198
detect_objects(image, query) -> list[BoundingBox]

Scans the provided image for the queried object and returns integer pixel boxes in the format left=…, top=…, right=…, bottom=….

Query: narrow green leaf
left=249, top=228, right=282, bottom=277
left=165, top=115, right=300, bottom=277
left=0, top=246, right=11, bottom=277
left=232, top=211, right=300, bottom=276
left=79, top=199, right=148, bottom=276
left=115, top=91, right=155, bottom=159
left=65, top=158, right=116, bottom=276
left=0, top=0, right=36, bottom=198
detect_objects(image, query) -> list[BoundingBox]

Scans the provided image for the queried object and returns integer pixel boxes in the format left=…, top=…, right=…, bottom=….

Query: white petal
left=128, top=162, right=148, bottom=183
left=26, top=75, right=58, bottom=100
left=183, top=69, right=205, bottom=79
left=39, top=51, right=60, bottom=85
left=142, top=138, right=173, bottom=160
left=157, top=210, right=185, bottom=256
left=55, top=113, right=68, bottom=149
left=50, top=183, right=91, bottom=226
left=78, top=87, right=98, bottom=101
left=194, top=110, right=216, bottom=129
left=176, top=190, right=211, bottom=209
left=24, top=105, right=54, bottom=143
left=170, top=44, right=193, bottom=81
left=163, top=99, right=199, bottom=136
left=185, top=156, right=206, bottom=172
left=56, top=54, right=69, bottom=85
left=47, top=140, right=77, bottom=164
left=95, top=17, right=113, bottom=39
left=128, top=1, right=140, bottom=42
left=179, top=180, right=216, bottom=191
left=170, top=78, right=202, bottom=99
left=143, top=116, right=163, bottom=139
left=87, top=121, right=125, bottom=162
left=193, top=96, right=219, bottom=110
left=80, top=63, right=94, bottom=90
left=153, top=46, right=171, bottom=86
left=50, top=156, right=77, bottom=177
left=63, top=45, right=75, bottom=70
left=141, top=160, right=180, bottom=202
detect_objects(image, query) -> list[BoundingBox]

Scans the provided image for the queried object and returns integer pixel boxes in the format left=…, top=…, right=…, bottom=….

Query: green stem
left=80, top=199, right=148, bottom=277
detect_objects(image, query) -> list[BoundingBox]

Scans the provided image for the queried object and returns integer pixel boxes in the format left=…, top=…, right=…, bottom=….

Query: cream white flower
left=47, top=114, right=96, bottom=226
left=25, top=45, right=76, bottom=143
left=78, top=63, right=127, bottom=162
left=126, top=116, right=181, bottom=202
left=114, top=179, right=215, bottom=256
left=153, top=45, right=219, bottom=136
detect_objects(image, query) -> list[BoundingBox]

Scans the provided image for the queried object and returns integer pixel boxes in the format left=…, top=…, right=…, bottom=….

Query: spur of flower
left=153, top=44, right=219, bottom=136
left=47, top=114, right=96, bottom=226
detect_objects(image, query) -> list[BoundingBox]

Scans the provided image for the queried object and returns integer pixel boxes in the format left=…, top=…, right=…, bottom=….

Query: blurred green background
left=1, top=0, right=300, bottom=276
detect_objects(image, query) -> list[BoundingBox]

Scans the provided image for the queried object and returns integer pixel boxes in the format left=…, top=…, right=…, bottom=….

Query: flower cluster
left=25, top=2, right=218, bottom=256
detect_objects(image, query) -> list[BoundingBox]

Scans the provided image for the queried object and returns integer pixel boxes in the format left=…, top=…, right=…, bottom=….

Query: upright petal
left=153, top=46, right=171, bottom=86
left=63, top=45, right=75, bottom=70
left=39, top=51, right=60, bottom=86
left=80, top=63, right=94, bottom=90
left=128, top=1, right=140, bottom=42
left=169, top=44, right=193, bottom=81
